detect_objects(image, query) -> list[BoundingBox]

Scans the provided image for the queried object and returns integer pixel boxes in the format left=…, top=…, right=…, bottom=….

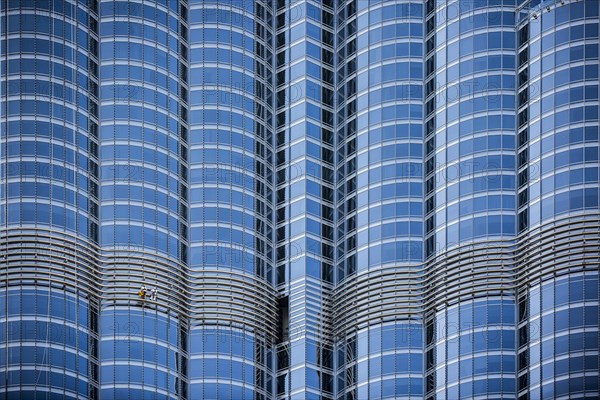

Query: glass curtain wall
left=334, top=1, right=426, bottom=399
left=187, top=0, right=278, bottom=398
left=0, top=0, right=101, bottom=398
left=516, top=1, right=600, bottom=398
left=98, top=0, right=189, bottom=398
left=273, top=0, right=336, bottom=398
left=424, top=0, right=519, bottom=398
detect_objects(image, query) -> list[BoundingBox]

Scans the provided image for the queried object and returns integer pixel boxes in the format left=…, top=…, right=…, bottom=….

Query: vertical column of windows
left=0, top=0, right=101, bottom=397
left=187, top=1, right=277, bottom=399
left=98, top=1, right=188, bottom=398
left=274, top=0, right=335, bottom=398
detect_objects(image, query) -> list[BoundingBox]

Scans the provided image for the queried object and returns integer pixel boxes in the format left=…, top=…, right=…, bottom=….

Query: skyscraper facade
left=1, top=1, right=599, bottom=400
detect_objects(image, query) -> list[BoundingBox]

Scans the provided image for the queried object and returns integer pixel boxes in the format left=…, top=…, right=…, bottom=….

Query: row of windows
left=441, top=117, right=514, bottom=143
left=101, top=85, right=180, bottom=112
left=102, top=340, right=180, bottom=367
left=189, top=229, right=255, bottom=249
left=3, top=38, right=95, bottom=69
left=355, top=1, right=422, bottom=18
left=531, top=189, right=599, bottom=223
left=101, top=225, right=180, bottom=256
left=4, top=79, right=85, bottom=106
left=356, top=183, right=423, bottom=204
left=189, top=329, right=260, bottom=360
left=4, top=183, right=85, bottom=207
left=538, top=306, right=599, bottom=334
left=100, top=65, right=179, bottom=92
left=529, top=2, right=599, bottom=33
left=445, top=95, right=516, bottom=122
left=101, top=125, right=180, bottom=151
left=358, top=353, right=423, bottom=377
left=441, top=378, right=515, bottom=398
left=528, top=376, right=599, bottom=399
left=444, top=194, right=516, bottom=218
left=437, top=300, right=516, bottom=333
left=3, top=120, right=94, bottom=144
left=535, top=145, right=599, bottom=170
left=190, top=359, right=256, bottom=382
left=436, top=0, right=515, bottom=19
left=189, top=244, right=257, bottom=271
left=190, top=66, right=254, bottom=87
left=190, top=90, right=254, bottom=114
left=5, top=0, right=93, bottom=20
left=357, top=163, right=423, bottom=185
left=189, top=384, right=255, bottom=400
left=102, top=145, right=180, bottom=169
left=357, top=23, right=423, bottom=43
left=359, top=62, right=422, bottom=85
left=533, top=64, right=599, bottom=95
left=189, top=110, right=256, bottom=129
left=6, top=100, right=93, bottom=124
left=356, top=377, right=424, bottom=398
left=101, top=165, right=180, bottom=190
left=540, top=85, right=599, bottom=115
left=528, top=276, right=599, bottom=314
left=528, top=351, right=598, bottom=381
left=447, top=11, right=517, bottom=37
left=3, top=344, right=89, bottom=373
left=442, top=55, right=516, bottom=83
left=528, top=22, right=599, bottom=53
left=357, top=203, right=423, bottom=224
left=101, top=21, right=181, bottom=48
left=190, top=48, right=255, bottom=72
left=2, top=53, right=95, bottom=85
left=2, top=203, right=93, bottom=234
left=190, top=8, right=253, bottom=31
left=355, top=241, right=423, bottom=264
left=2, top=370, right=90, bottom=398
left=445, top=355, right=515, bottom=378
left=100, top=310, right=180, bottom=345
left=449, top=32, right=517, bottom=62
left=101, top=185, right=181, bottom=208
left=535, top=332, right=599, bottom=360
left=1, top=290, right=90, bottom=323
left=101, top=1, right=180, bottom=28
left=100, top=365, right=177, bottom=391
left=5, top=162, right=92, bottom=187
left=356, top=105, right=423, bottom=127
left=101, top=206, right=179, bottom=231
left=4, top=17, right=94, bottom=47
left=101, top=106, right=180, bottom=131
left=189, top=130, right=254, bottom=150
left=357, top=45, right=424, bottom=75
left=537, top=168, right=599, bottom=193
left=443, top=175, right=515, bottom=199
left=190, top=188, right=256, bottom=209
left=100, top=41, right=179, bottom=69
left=189, top=28, right=254, bottom=51
left=7, top=141, right=89, bottom=165
left=443, top=214, right=515, bottom=240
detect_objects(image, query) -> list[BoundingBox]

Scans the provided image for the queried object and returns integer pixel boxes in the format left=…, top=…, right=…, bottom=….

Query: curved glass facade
left=424, top=0, right=519, bottom=398
left=516, top=1, right=600, bottom=398
left=1, top=0, right=100, bottom=398
left=187, top=0, right=277, bottom=398
left=1, top=0, right=599, bottom=398
left=334, top=1, right=425, bottom=399
left=98, top=0, right=188, bottom=398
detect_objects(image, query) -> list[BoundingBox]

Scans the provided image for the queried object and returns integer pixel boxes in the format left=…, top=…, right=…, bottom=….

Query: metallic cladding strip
left=333, top=266, right=425, bottom=336
left=1, top=228, right=279, bottom=336
left=334, top=213, right=600, bottom=335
